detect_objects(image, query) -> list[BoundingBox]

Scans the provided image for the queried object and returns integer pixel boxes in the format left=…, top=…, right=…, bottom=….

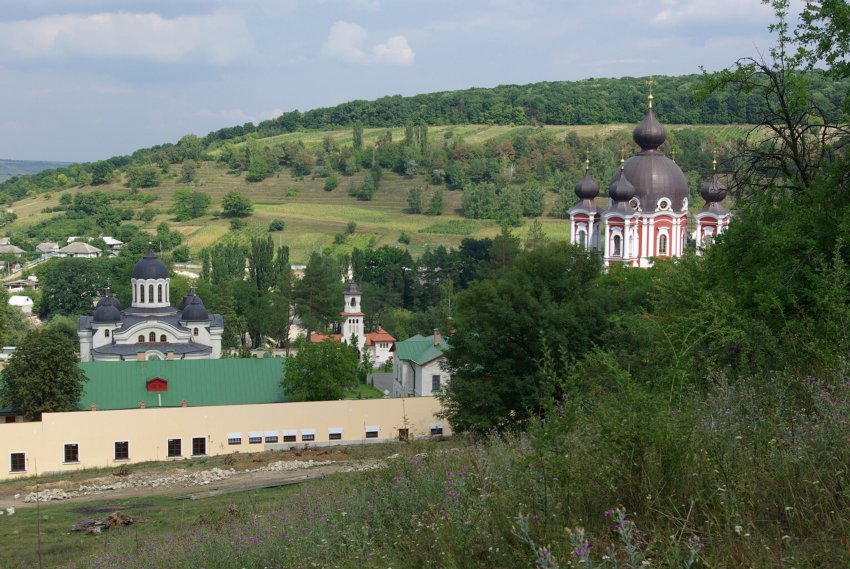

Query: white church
left=77, top=249, right=224, bottom=362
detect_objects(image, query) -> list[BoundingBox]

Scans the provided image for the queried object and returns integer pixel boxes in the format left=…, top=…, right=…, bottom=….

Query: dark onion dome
left=574, top=168, right=600, bottom=201
left=608, top=165, right=635, bottom=203
left=178, top=289, right=197, bottom=311
left=344, top=281, right=361, bottom=295
left=622, top=97, right=689, bottom=212
left=93, top=289, right=122, bottom=323
left=701, top=172, right=727, bottom=203
left=181, top=295, right=209, bottom=321
left=132, top=248, right=169, bottom=280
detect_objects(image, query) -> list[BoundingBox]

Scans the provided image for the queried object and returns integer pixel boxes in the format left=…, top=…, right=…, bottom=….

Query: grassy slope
left=6, top=124, right=747, bottom=264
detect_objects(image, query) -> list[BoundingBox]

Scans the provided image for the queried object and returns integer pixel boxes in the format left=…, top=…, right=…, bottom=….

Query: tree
left=268, top=219, right=285, bottom=232
left=221, top=191, right=253, bottom=217
left=248, top=235, right=275, bottom=294
left=172, top=188, right=211, bottom=221
left=125, top=164, right=161, bottom=189
left=89, top=161, right=113, bottom=185
left=283, top=340, right=358, bottom=401
left=0, top=328, right=89, bottom=420
left=293, top=252, right=341, bottom=340
left=407, top=187, right=423, bottom=213
left=440, top=243, right=607, bottom=433
left=427, top=188, right=444, bottom=216
left=352, top=123, right=364, bottom=150
left=180, top=160, right=198, bottom=183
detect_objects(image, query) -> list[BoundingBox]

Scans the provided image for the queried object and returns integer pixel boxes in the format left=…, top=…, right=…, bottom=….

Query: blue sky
left=0, top=0, right=793, bottom=162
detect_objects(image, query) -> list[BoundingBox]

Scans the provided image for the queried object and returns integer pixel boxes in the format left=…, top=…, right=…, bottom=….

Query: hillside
left=2, top=123, right=746, bottom=264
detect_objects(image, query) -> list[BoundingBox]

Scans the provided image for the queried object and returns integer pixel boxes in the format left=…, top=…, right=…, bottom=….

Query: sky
left=0, top=0, right=797, bottom=162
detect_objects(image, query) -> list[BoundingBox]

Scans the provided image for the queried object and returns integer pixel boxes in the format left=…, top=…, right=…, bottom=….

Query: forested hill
left=0, top=159, right=72, bottom=182
left=205, top=71, right=848, bottom=142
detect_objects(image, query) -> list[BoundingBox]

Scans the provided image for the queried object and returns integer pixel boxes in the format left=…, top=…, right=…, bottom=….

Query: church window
left=193, top=328, right=199, bottom=336
left=160, top=334, right=167, bottom=342
left=158, top=284, right=163, bottom=303
left=149, top=332, right=156, bottom=342
left=658, top=234, right=669, bottom=255
left=613, top=234, right=622, bottom=256
left=351, top=297, right=356, bottom=307
left=105, top=329, right=110, bottom=338
left=578, top=230, right=586, bottom=248
left=139, top=285, right=145, bottom=303
left=148, top=285, right=154, bottom=303
left=138, top=335, right=145, bottom=343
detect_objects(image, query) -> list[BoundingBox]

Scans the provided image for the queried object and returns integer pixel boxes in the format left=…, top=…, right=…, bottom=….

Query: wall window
left=192, top=437, right=206, bottom=456
left=658, top=234, right=669, bottom=255
left=283, top=434, right=296, bottom=442
left=139, top=284, right=145, bottom=303
left=248, top=434, right=262, bottom=444
left=265, top=434, right=278, bottom=443
left=431, top=375, right=441, bottom=392
left=114, top=441, right=129, bottom=461
left=193, top=328, right=199, bottom=336
left=167, top=438, right=182, bottom=458
left=10, top=452, right=25, bottom=472
left=365, top=427, right=379, bottom=439
left=431, top=425, right=444, bottom=436
left=158, top=284, right=163, bottom=303
left=227, top=435, right=242, bottom=445
left=149, top=332, right=156, bottom=343
left=350, top=297, right=356, bottom=307
left=138, top=335, right=145, bottom=343
left=302, top=433, right=315, bottom=442
left=104, top=329, right=110, bottom=338
left=578, top=230, right=587, bottom=248
left=160, top=334, right=167, bottom=342
left=63, top=443, right=79, bottom=463
left=613, top=234, right=622, bottom=256
left=148, top=284, right=154, bottom=303
left=329, top=432, right=342, bottom=440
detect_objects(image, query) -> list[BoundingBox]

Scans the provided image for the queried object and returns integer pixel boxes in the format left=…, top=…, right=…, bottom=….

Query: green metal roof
left=78, top=358, right=286, bottom=411
left=394, top=334, right=448, bottom=366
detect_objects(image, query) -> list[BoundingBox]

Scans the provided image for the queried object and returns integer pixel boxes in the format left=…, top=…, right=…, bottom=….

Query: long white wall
left=0, top=398, right=448, bottom=480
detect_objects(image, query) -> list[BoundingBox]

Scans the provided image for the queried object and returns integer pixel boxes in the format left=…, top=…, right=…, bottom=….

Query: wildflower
left=734, top=525, right=743, bottom=535
left=604, top=509, right=614, bottom=517
left=574, top=541, right=590, bottom=557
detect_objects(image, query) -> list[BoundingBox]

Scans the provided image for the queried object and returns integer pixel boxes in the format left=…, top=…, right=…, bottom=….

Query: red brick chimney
left=433, top=329, right=440, bottom=346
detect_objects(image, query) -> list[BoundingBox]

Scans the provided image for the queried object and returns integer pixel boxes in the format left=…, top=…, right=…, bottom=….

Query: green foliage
left=0, top=328, right=89, bottom=420
left=171, top=188, right=212, bottom=221
left=221, top=191, right=253, bottom=217
left=35, top=256, right=134, bottom=317
left=125, top=164, right=161, bottom=189
left=427, top=188, right=444, bottom=216
left=229, top=218, right=246, bottom=231
left=171, top=245, right=191, bottom=263
left=461, top=182, right=496, bottom=219
left=268, top=218, right=285, bottom=232
left=397, top=231, right=411, bottom=245
left=406, top=186, right=422, bottom=213
left=180, top=160, right=197, bottom=183
left=293, top=252, right=341, bottom=338
left=345, top=221, right=357, bottom=234
left=323, top=175, right=338, bottom=191
left=283, top=340, right=360, bottom=401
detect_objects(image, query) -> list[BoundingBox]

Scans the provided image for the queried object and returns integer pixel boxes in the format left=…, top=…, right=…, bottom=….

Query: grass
left=343, top=383, right=384, bottom=399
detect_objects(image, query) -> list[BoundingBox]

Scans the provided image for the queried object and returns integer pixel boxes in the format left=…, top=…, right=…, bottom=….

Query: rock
left=72, top=519, right=106, bottom=533
left=105, top=511, right=134, bottom=528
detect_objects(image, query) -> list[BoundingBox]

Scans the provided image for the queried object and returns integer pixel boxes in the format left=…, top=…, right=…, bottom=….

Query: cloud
left=321, top=20, right=414, bottom=66
left=321, top=21, right=370, bottom=63
left=372, top=36, right=414, bottom=66
left=0, top=10, right=254, bottom=65
left=651, top=0, right=773, bottom=26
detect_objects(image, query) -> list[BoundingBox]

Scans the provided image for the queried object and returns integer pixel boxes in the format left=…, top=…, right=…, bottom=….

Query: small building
left=101, top=236, right=124, bottom=253
left=3, top=277, right=38, bottom=293
left=0, top=244, right=25, bottom=256
left=392, top=331, right=450, bottom=397
left=7, top=295, right=33, bottom=315
left=36, top=242, right=59, bottom=255
left=58, top=242, right=102, bottom=258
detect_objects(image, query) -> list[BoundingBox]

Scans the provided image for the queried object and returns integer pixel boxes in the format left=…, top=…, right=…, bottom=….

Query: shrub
left=171, top=245, right=190, bottom=263
left=268, top=219, right=285, bottom=232
left=398, top=231, right=411, bottom=245
left=346, top=221, right=357, bottom=235
left=229, top=218, right=246, bottom=231
left=324, top=176, right=339, bottom=192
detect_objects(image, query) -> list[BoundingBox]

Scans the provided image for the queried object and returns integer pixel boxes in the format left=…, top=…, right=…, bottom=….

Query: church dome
left=574, top=169, right=600, bottom=201
left=622, top=103, right=688, bottom=212
left=608, top=166, right=635, bottom=203
left=182, top=296, right=209, bottom=321
left=701, top=172, right=727, bottom=204
left=178, top=290, right=197, bottom=311
left=93, top=290, right=122, bottom=323
left=132, top=249, right=169, bottom=280
left=344, top=281, right=361, bottom=295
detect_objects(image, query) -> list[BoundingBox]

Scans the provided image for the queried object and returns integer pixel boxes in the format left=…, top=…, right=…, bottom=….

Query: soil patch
left=73, top=502, right=151, bottom=515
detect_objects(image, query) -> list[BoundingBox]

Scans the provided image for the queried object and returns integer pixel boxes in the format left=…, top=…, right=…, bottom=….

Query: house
left=7, top=295, right=33, bottom=315
left=58, top=242, right=101, bottom=258
left=77, top=249, right=223, bottom=362
left=392, top=330, right=451, bottom=397
left=0, top=244, right=25, bottom=256
left=3, top=277, right=38, bottom=293
left=36, top=242, right=59, bottom=255
left=101, top=236, right=124, bottom=253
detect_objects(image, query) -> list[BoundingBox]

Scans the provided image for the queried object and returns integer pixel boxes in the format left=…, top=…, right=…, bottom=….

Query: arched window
left=658, top=234, right=669, bottom=255
left=148, top=285, right=154, bottom=304
left=139, top=285, right=145, bottom=303
left=158, top=284, right=163, bottom=303
left=105, top=329, right=110, bottom=338
left=350, top=297, right=356, bottom=307
left=138, top=335, right=145, bottom=343
left=160, top=334, right=167, bottom=342
left=193, top=328, right=199, bottom=336
left=613, top=234, right=622, bottom=256
left=578, top=230, right=586, bottom=248
left=149, top=332, right=156, bottom=342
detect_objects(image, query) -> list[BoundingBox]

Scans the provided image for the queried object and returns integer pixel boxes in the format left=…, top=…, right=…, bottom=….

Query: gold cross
left=646, top=76, right=656, bottom=108
left=712, top=148, right=718, bottom=171
left=584, top=147, right=591, bottom=171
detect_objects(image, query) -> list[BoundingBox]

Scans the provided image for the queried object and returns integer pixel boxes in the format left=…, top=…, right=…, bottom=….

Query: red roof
left=365, top=327, right=396, bottom=346
left=341, top=311, right=366, bottom=317
left=309, top=333, right=342, bottom=343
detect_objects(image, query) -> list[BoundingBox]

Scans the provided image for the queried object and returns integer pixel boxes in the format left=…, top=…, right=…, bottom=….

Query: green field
left=5, top=124, right=747, bottom=263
